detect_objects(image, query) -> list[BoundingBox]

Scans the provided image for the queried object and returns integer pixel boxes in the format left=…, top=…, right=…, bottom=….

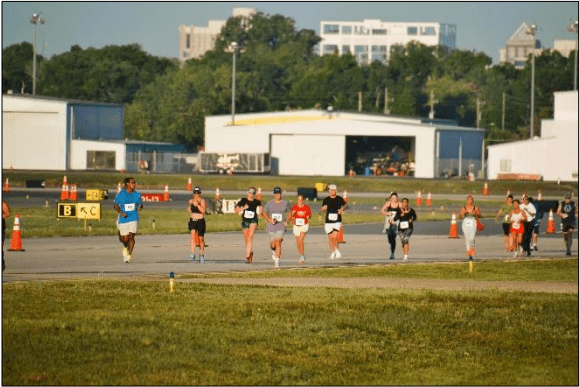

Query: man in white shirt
left=520, top=195, right=536, bottom=257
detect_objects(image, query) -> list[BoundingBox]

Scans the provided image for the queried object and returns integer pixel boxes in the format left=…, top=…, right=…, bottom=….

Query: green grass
left=2, top=266, right=577, bottom=385
left=3, top=170, right=577, bottom=197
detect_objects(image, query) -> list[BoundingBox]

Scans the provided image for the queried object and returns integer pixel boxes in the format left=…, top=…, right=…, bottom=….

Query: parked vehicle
left=199, top=152, right=271, bottom=174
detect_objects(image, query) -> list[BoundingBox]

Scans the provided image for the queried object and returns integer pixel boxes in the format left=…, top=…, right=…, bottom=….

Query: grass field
left=2, top=260, right=577, bottom=386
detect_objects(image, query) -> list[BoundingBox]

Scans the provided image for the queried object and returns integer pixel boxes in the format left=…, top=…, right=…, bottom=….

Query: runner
left=289, top=195, right=312, bottom=264
left=495, top=194, right=514, bottom=252
left=520, top=195, right=536, bottom=257
left=380, top=192, right=401, bottom=259
left=393, top=198, right=417, bottom=262
left=508, top=199, right=527, bottom=258
left=556, top=193, right=577, bottom=256
left=235, top=187, right=262, bottom=263
left=2, top=200, right=10, bottom=271
left=321, top=184, right=347, bottom=260
left=113, top=177, right=143, bottom=263
left=531, top=211, right=544, bottom=252
left=187, top=186, right=207, bottom=263
left=459, top=195, right=481, bottom=261
left=261, top=187, right=291, bottom=268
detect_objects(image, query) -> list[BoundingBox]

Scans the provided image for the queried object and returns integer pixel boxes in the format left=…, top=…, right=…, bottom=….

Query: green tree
left=2, top=42, right=42, bottom=94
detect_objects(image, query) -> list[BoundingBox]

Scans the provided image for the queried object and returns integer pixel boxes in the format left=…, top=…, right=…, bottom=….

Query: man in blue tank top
left=114, top=177, right=143, bottom=263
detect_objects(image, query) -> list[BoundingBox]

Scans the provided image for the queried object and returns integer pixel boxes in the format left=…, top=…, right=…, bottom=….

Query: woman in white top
left=520, top=196, right=536, bottom=257
left=508, top=199, right=527, bottom=258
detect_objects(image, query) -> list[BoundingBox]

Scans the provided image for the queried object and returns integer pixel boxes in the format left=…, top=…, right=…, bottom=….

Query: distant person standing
left=557, top=193, right=577, bottom=256
left=460, top=195, right=481, bottom=261
left=321, top=184, right=347, bottom=260
left=495, top=194, right=514, bottom=252
left=113, top=177, right=143, bottom=263
left=394, top=198, right=417, bottom=262
left=520, top=195, right=536, bottom=257
left=508, top=199, right=527, bottom=258
left=187, top=186, right=207, bottom=263
left=2, top=200, right=10, bottom=271
left=235, top=187, right=262, bottom=263
left=289, top=195, right=312, bottom=265
left=381, top=192, right=401, bottom=259
left=261, top=187, right=291, bottom=268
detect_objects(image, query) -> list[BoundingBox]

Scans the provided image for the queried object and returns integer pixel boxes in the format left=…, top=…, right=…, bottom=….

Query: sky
left=1, top=2, right=577, bottom=65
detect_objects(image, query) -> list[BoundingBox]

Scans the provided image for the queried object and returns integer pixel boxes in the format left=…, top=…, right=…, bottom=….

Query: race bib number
left=399, top=221, right=409, bottom=229
left=464, top=218, right=475, bottom=227
left=389, top=211, right=397, bottom=217
left=295, top=218, right=305, bottom=226
left=124, top=203, right=135, bottom=212
left=328, top=213, right=338, bottom=221
left=272, top=213, right=283, bottom=222
left=244, top=210, right=255, bottom=219
left=512, top=222, right=520, bottom=229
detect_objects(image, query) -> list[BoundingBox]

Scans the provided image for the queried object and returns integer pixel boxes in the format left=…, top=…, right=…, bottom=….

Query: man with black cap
left=261, top=187, right=291, bottom=268
left=321, top=184, right=348, bottom=259
left=557, top=193, right=577, bottom=256
left=235, top=187, right=262, bottom=263
left=187, top=186, right=207, bottom=263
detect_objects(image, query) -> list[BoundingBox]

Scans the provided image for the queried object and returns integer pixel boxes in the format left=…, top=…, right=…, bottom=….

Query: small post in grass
left=152, top=219, right=156, bottom=231
left=469, top=260, right=473, bottom=273
left=170, top=271, right=175, bottom=293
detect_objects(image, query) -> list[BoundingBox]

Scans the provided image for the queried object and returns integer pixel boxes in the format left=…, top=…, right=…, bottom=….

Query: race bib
left=512, top=222, right=520, bottom=229
left=328, top=213, right=338, bottom=221
left=124, top=203, right=135, bottom=212
left=272, top=213, right=283, bottom=222
left=389, top=211, right=397, bottom=217
left=244, top=210, right=255, bottom=219
left=399, top=221, right=409, bottom=229
left=295, top=218, right=305, bottom=226
left=464, top=218, right=475, bottom=227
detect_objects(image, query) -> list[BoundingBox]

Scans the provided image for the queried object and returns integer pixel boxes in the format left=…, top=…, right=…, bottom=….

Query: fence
left=126, top=151, right=198, bottom=174
left=437, top=158, right=484, bottom=179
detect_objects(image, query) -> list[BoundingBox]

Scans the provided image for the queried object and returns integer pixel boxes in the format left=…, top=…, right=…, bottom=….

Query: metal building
left=204, top=110, right=484, bottom=178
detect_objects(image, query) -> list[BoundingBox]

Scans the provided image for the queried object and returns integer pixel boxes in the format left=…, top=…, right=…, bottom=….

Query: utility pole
left=384, top=87, right=393, bottom=115
left=358, top=90, right=362, bottom=112
left=502, top=92, right=506, bottom=130
left=428, top=89, right=437, bottom=120
left=476, top=98, right=481, bottom=128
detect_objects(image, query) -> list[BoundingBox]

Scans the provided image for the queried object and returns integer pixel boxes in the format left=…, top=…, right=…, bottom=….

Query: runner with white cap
left=320, top=184, right=347, bottom=259
left=261, top=187, right=291, bottom=268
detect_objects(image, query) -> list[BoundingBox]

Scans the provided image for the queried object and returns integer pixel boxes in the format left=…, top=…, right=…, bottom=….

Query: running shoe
left=514, top=251, right=519, bottom=258
left=126, top=254, right=132, bottom=263
left=123, top=247, right=130, bottom=263
left=274, top=258, right=280, bottom=268
left=272, top=251, right=277, bottom=261
left=199, top=255, right=205, bottom=264
left=329, top=252, right=336, bottom=260
left=299, top=256, right=306, bottom=265
left=566, top=250, right=572, bottom=256
left=389, top=253, right=395, bottom=260
left=403, top=255, right=408, bottom=262
left=335, top=250, right=342, bottom=259
left=533, top=245, right=538, bottom=251
left=189, top=253, right=196, bottom=261
left=468, top=255, right=473, bottom=261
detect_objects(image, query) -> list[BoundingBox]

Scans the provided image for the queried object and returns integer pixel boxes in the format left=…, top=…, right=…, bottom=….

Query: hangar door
left=2, top=111, right=65, bottom=170
left=346, top=135, right=415, bottom=176
left=270, top=134, right=345, bottom=176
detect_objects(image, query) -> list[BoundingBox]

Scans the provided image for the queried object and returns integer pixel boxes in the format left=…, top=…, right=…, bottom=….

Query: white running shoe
left=329, top=252, right=336, bottom=260
left=123, top=247, right=130, bottom=262
left=514, top=251, right=519, bottom=258
left=403, top=254, right=408, bottom=262
left=334, top=250, right=342, bottom=259
left=299, top=256, right=306, bottom=265
left=272, top=251, right=277, bottom=261
left=189, top=253, right=196, bottom=261
left=274, top=258, right=280, bottom=268
left=126, top=254, right=132, bottom=263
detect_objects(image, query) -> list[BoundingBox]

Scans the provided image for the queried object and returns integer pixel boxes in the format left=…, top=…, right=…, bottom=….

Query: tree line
left=3, top=12, right=576, bottom=150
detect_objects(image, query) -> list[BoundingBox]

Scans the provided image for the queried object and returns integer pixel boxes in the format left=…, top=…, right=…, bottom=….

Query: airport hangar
left=204, top=110, right=485, bottom=178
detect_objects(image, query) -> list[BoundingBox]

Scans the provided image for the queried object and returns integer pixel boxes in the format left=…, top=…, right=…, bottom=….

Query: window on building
left=407, top=26, right=418, bottom=36
left=186, top=34, right=191, bottom=48
left=371, top=52, right=387, bottom=64
left=87, top=151, right=116, bottom=170
left=342, top=25, right=352, bottom=34
left=183, top=51, right=189, bottom=59
left=372, top=28, right=387, bottom=35
left=354, top=45, right=368, bottom=53
left=514, top=60, right=526, bottom=69
left=371, top=45, right=387, bottom=52
left=508, top=46, right=515, bottom=59
left=500, top=159, right=511, bottom=172
left=323, top=24, right=339, bottom=34
left=355, top=26, right=370, bottom=35
left=420, top=26, right=436, bottom=36
left=323, top=45, right=339, bottom=54
left=517, top=46, right=525, bottom=58
left=342, top=45, right=351, bottom=54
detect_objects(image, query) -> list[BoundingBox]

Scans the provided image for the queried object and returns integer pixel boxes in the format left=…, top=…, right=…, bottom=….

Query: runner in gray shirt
left=261, top=186, right=292, bottom=268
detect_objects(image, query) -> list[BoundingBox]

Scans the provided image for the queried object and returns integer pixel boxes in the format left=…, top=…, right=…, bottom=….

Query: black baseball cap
left=193, top=186, right=201, bottom=194
left=273, top=187, right=282, bottom=194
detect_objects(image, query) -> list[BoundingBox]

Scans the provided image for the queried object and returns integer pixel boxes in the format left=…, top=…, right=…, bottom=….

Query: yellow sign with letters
left=86, top=189, right=108, bottom=201
left=77, top=203, right=101, bottom=220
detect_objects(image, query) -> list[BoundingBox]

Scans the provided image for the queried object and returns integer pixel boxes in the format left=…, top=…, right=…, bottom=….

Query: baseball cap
left=328, top=184, right=337, bottom=190
left=564, top=192, right=572, bottom=199
left=273, top=186, right=282, bottom=194
left=248, top=187, right=257, bottom=194
left=193, top=186, right=201, bottom=194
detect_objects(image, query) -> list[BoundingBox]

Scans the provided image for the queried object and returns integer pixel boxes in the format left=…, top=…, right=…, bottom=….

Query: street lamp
left=525, top=24, right=537, bottom=138
left=230, top=41, right=238, bottom=125
left=568, top=20, right=578, bottom=91
left=30, top=12, right=46, bottom=95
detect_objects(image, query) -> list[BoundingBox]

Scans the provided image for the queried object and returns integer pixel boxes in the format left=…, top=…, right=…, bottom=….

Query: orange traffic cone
left=163, top=184, right=170, bottom=201
left=426, top=192, right=432, bottom=207
left=60, top=182, right=69, bottom=201
left=187, top=177, right=192, bottom=191
left=537, top=190, right=542, bottom=201
left=448, top=211, right=459, bottom=238
left=117, top=182, right=122, bottom=194
left=63, top=175, right=68, bottom=185
left=215, top=188, right=221, bottom=201
left=482, top=182, right=490, bottom=196
left=69, top=184, right=78, bottom=201
left=3, top=178, right=10, bottom=193
left=506, top=189, right=510, bottom=197
left=415, top=191, right=423, bottom=207
left=8, top=213, right=25, bottom=251
left=546, top=209, right=556, bottom=234
left=343, top=190, right=349, bottom=204
left=256, top=187, right=263, bottom=201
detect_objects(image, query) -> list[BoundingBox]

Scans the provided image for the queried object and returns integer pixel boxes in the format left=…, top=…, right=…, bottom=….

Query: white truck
left=199, top=152, right=271, bottom=174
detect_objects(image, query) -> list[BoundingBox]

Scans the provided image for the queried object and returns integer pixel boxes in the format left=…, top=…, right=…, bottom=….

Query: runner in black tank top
left=380, top=192, right=401, bottom=259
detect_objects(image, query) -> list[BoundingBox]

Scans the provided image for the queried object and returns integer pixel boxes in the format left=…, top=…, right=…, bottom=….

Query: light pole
left=30, top=12, right=46, bottom=95
left=526, top=24, right=537, bottom=138
left=568, top=20, right=578, bottom=91
left=230, top=41, right=238, bottom=125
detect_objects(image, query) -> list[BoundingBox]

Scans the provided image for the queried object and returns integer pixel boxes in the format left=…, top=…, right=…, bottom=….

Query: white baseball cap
left=328, top=184, right=337, bottom=190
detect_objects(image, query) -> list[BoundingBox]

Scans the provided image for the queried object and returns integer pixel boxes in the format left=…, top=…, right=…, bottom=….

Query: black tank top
left=191, top=203, right=202, bottom=214
left=387, top=203, right=400, bottom=218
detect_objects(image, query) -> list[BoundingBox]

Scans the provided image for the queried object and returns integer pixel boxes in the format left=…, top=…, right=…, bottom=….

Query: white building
left=487, top=91, right=578, bottom=182
left=319, top=19, right=456, bottom=65
left=204, top=110, right=483, bottom=178
left=178, top=7, right=255, bottom=67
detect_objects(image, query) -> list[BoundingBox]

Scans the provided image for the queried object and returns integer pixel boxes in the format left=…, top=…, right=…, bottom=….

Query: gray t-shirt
left=263, top=199, right=291, bottom=233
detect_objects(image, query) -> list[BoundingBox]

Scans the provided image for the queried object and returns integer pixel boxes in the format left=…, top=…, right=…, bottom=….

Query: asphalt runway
left=2, top=220, right=573, bottom=283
